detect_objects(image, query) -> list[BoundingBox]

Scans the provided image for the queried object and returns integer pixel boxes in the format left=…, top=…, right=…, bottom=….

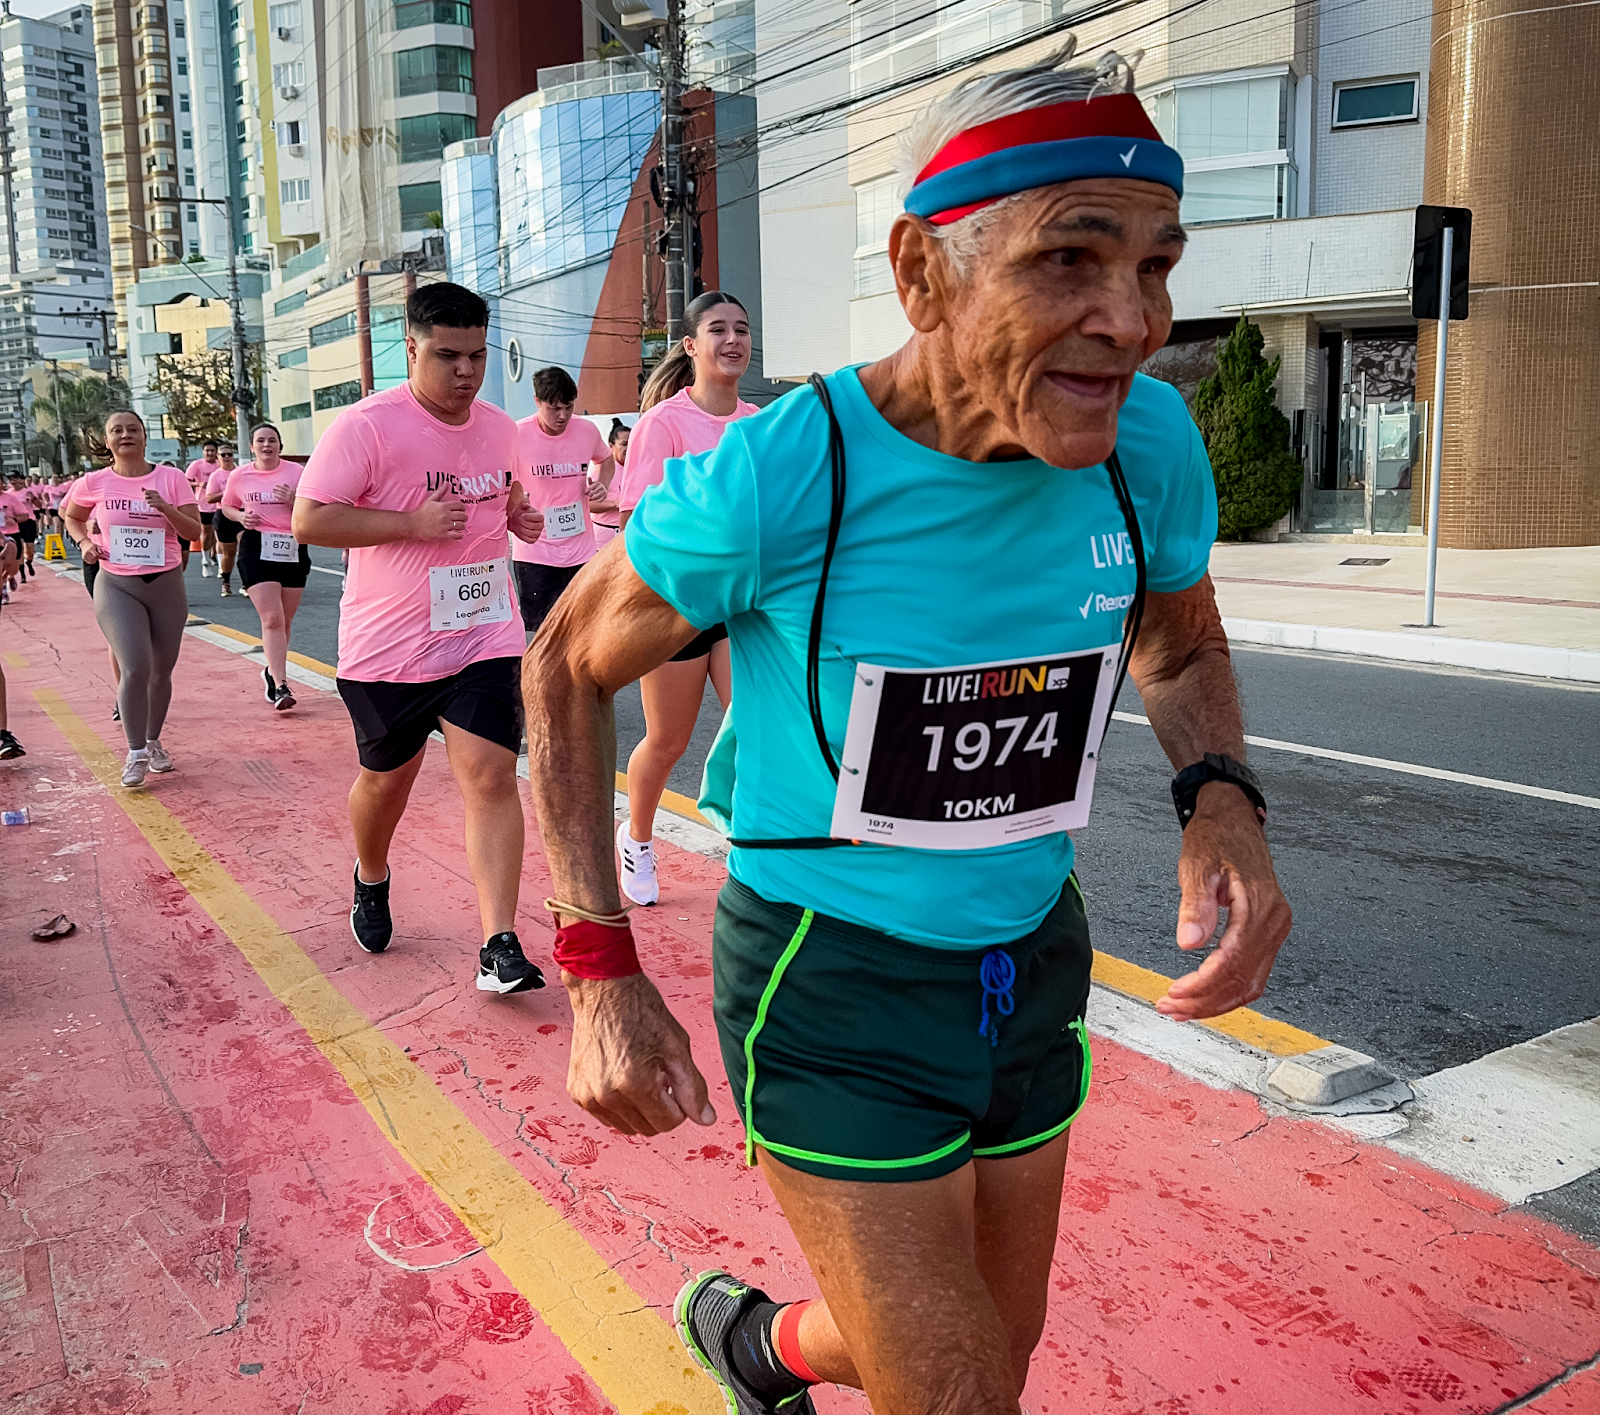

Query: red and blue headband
left=904, top=93, right=1183, bottom=225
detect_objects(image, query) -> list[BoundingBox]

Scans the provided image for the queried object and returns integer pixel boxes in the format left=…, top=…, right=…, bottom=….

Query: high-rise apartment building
left=94, top=0, right=206, bottom=344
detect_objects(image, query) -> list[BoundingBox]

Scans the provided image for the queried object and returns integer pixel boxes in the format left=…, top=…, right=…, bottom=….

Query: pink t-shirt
left=64, top=464, right=193, bottom=575
left=616, top=386, right=759, bottom=513
left=299, top=382, right=525, bottom=683
left=0, top=489, right=25, bottom=533
left=222, top=462, right=302, bottom=533
left=205, top=466, right=230, bottom=504
left=46, top=484, right=67, bottom=509
left=184, top=458, right=217, bottom=499
left=511, top=414, right=610, bottom=569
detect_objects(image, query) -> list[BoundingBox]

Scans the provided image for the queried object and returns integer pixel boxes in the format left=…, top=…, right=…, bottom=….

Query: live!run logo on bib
left=831, top=644, right=1122, bottom=851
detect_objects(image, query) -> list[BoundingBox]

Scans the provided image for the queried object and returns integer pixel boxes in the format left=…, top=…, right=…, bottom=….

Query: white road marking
left=1110, top=711, right=1600, bottom=809
left=309, top=564, right=345, bottom=577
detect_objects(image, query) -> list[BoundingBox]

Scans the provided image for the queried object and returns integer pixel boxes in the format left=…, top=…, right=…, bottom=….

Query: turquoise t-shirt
left=625, top=367, right=1217, bottom=948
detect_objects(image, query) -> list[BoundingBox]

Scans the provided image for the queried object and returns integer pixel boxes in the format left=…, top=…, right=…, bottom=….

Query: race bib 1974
left=428, top=557, right=514, bottom=633
left=830, top=645, right=1120, bottom=850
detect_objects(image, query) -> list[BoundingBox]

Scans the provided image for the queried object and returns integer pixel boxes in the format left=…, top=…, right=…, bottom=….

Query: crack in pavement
left=1488, top=1345, right=1600, bottom=1413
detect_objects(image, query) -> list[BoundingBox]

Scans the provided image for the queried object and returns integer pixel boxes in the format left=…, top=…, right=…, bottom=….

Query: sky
left=2, top=2, right=86, bottom=21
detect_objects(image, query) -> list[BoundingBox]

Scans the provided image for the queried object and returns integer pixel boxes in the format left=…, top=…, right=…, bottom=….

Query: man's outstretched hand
left=564, top=973, right=716, bottom=1136
left=1157, top=781, right=1292, bottom=1021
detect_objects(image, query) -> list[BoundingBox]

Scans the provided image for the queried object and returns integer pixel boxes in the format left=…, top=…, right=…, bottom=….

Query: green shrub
left=1193, top=317, right=1304, bottom=539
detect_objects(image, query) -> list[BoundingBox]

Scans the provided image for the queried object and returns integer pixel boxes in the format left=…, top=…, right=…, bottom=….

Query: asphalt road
left=172, top=549, right=1599, bottom=1086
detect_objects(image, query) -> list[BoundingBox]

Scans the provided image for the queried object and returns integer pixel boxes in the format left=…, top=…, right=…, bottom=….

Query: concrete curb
left=1223, top=616, right=1600, bottom=682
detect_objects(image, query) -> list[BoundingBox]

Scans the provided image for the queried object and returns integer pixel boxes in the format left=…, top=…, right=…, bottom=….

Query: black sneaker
left=0, top=729, right=24, bottom=760
left=261, top=666, right=278, bottom=704
left=675, top=1271, right=817, bottom=1415
left=273, top=682, right=296, bottom=712
left=350, top=863, right=392, bottom=954
left=476, top=933, right=545, bottom=994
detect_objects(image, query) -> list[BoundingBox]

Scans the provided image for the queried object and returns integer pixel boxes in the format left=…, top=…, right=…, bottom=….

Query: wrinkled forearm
left=1129, top=574, right=1246, bottom=770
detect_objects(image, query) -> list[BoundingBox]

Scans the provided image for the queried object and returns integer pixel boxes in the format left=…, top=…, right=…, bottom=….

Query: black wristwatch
left=1171, top=753, right=1266, bottom=829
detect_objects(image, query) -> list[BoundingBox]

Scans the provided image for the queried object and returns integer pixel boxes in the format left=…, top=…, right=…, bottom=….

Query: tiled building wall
left=1418, top=0, right=1600, bottom=549
left=1310, top=0, right=1430, bottom=217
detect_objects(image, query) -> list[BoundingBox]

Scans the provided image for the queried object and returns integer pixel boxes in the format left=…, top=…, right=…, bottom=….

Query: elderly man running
left=525, top=43, right=1291, bottom=1415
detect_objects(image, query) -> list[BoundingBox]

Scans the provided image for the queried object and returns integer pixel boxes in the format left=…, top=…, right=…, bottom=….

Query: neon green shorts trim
left=712, top=875, right=1094, bottom=1183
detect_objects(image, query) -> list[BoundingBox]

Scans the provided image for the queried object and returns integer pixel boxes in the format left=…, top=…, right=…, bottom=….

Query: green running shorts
left=712, top=874, right=1094, bottom=1183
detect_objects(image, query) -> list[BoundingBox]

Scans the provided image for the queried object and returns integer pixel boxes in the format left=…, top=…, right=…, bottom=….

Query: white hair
left=897, top=39, right=1144, bottom=279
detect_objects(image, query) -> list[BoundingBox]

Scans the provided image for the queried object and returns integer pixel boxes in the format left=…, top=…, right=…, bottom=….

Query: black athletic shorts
left=671, top=622, right=728, bottom=662
left=17, top=519, right=36, bottom=544
left=514, top=560, right=582, bottom=637
left=336, top=655, right=522, bottom=773
left=714, top=875, right=1093, bottom=1182
left=82, top=557, right=97, bottom=598
left=213, top=513, right=239, bottom=544
left=199, top=510, right=214, bottom=526
left=237, top=529, right=311, bottom=589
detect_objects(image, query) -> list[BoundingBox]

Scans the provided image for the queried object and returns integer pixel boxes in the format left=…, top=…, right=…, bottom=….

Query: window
left=177, top=57, right=187, bottom=75
left=186, top=204, right=197, bottom=220
left=179, top=93, right=189, bottom=112
left=174, top=19, right=184, bottom=37
left=398, top=180, right=442, bottom=229
left=310, top=310, right=357, bottom=346
left=239, top=157, right=250, bottom=179
left=278, top=345, right=308, bottom=366
left=1142, top=72, right=1296, bottom=225
left=182, top=130, right=192, bottom=148
left=275, top=290, right=307, bottom=316
left=850, top=0, right=1070, bottom=97
left=273, top=62, right=304, bottom=88
left=394, top=0, right=472, bottom=26
left=280, top=177, right=311, bottom=203
left=278, top=119, right=303, bottom=145
left=397, top=111, right=475, bottom=163
left=269, top=2, right=302, bottom=25
left=394, top=45, right=472, bottom=96
left=184, top=167, right=194, bottom=185
left=852, top=175, right=897, bottom=299
left=280, top=400, right=311, bottom=420
left=313, top=379, right=361, bottom=411
left=1332, top=78, right=1418, bottom=128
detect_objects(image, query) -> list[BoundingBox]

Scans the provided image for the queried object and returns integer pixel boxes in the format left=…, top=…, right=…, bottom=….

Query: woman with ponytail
left=612, top=291, right=757, bottom=905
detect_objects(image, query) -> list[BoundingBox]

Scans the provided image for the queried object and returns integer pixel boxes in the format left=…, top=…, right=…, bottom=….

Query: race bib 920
left=108, top=523, right=166, bottom=567
left=830, top=645, right=1120, bottom=850
left=428, top=557, right=513, bottom=633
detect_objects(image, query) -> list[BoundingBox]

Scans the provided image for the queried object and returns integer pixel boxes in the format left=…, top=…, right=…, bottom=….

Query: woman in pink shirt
left=62, top=410, right=201, bottom=786
left=590, top=418, right=630, bottom=548
left=206, top=447, right=239, bottom=595
left=221, top=423, right=309, bottom=711
left=614, top=290, right=758, bottom=906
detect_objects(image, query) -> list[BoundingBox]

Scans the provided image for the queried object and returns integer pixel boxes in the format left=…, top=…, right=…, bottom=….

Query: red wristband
left=553, top=919, right=642, bottom=980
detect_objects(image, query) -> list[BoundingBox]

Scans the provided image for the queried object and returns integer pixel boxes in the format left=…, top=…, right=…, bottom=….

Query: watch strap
left=1171, top=752, right=1266, bottom=828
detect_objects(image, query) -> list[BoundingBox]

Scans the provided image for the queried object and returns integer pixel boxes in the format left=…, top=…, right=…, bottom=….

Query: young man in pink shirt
left=512, top=366, right=615, bottom=636
left=294, top=283, right=549, bottom=994
left=185, top=439, right=221, bottom=576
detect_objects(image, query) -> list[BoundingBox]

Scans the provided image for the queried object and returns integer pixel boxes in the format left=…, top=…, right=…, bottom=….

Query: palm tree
left=29, top=371, right=131, bottom=472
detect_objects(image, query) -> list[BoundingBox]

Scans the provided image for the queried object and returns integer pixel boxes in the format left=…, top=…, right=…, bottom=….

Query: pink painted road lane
left=1, top=567, right=1598, bottom=1414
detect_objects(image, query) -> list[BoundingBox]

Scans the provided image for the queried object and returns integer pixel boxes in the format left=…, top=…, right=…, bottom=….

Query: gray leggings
left=93, top=564, right=188, bottom=750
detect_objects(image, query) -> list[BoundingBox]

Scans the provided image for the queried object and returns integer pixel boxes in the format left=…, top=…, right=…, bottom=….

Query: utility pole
left=662, top=0, right=686, bottom=344
left=226, top=232, right=251, bottom=451
left=356, top=267, right=374, bottom=398
left=46, top=358, right=68, bottom=480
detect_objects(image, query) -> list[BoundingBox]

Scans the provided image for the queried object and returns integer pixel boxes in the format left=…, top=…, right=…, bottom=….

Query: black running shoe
left=0, top=729, right=24, bottom=759
left=476, top=933, right=545, bottom=994
left=261, top=666, right=278, bottom=704
left=676, top=1272, right=817, bottom=1415
left=350, top=863, right=392, bottom=954
left=273, top=683, right=296, bottom=712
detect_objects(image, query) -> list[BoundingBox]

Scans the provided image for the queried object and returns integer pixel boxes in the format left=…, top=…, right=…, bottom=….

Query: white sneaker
left=199, top=557, right=211, bottom=578
left=145, top=738, right=173, bottom=773
left=616, top=820, right=659, bottom=906
left=121, top=750, right=150, bottom=787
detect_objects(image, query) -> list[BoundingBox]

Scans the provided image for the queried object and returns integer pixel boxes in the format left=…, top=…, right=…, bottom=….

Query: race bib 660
left=830, top=645, right=1120, bottom=850
left=428, top=557, right=513, bottom=633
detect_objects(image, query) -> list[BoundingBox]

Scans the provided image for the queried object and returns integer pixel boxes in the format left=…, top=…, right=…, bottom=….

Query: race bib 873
left=830, top=645, right=1120, bottom=850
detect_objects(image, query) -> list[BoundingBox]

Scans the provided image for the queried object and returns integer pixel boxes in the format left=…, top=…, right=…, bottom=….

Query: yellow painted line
left=2, top=651, right=26, bottom=669
left=1091, top=949, right=1328, bottom=1057
left=188, top=620, right=339, bottom=679
left=36, top=685, right=716, bottom=1415
left=615, top=769, right=713, bottom=829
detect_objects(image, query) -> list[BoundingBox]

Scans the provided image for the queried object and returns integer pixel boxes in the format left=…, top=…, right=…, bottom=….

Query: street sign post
left=1412, top=205, right=1471, bottom=626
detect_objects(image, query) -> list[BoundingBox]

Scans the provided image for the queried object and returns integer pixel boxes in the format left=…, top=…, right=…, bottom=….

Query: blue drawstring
left=978, top=949, right=1016, bottom=1047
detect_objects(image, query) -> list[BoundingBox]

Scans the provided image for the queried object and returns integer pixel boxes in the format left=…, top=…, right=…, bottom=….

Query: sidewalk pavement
left=1209, top=543, right=1600, bottom=680
left=2, top=567, right=1599, bottom=1414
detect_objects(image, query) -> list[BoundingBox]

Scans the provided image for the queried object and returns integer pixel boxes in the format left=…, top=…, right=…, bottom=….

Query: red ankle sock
left=774, top=1300, right=822, bottom=1384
